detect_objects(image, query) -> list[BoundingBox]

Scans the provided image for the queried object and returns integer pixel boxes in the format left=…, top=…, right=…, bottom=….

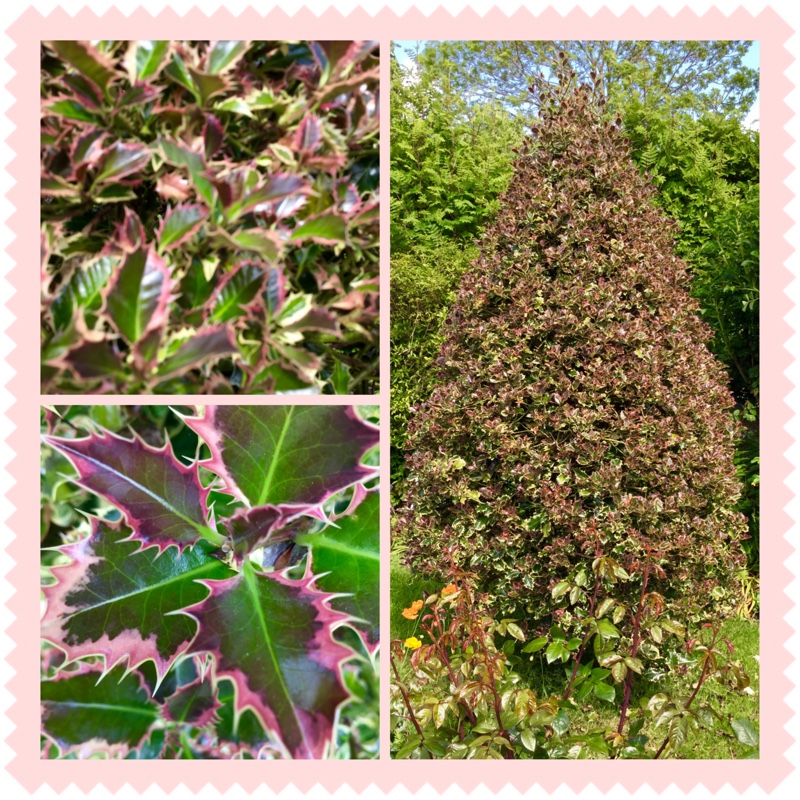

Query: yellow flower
left=442, top=584, right=457, bottom=596
left=401, top=599, right=424, bottom=620
left=404, top=637, right=422, bottom=650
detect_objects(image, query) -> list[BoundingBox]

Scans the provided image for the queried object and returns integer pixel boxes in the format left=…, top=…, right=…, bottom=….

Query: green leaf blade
left=183, top=406, right=379, bottom=508
left=295, top=490, right=380, bottom=646
left=94, top=142, right=152, bottom=184
left=289, top=213, right=347, bottom=244
left=156, top=327, right=238, bottom=379
left=187, top=563, right=351, bottom=759
left=41, top=521, right=235, bottom=679
left=158, top=202, right=208, bottom=252
left=131, top=40, right=171, bottom=82
left=42, top=663, right=159, bottom=754
left=105, top=246, right=171, bottom=344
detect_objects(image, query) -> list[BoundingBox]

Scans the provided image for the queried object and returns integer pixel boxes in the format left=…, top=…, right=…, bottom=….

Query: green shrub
left=397, top=77, right=747, bottom=644
left=41, top=40, right=379, bottom=394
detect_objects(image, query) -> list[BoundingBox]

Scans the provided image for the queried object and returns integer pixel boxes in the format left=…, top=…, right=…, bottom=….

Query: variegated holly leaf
left=162, top=678, right=220, bottom=728
left=156, top=326, right=238, bottom=380
left=105, top=246, right=171, bottom=344
left=43, top=428, right=224, bottom=549
left=182, top=405, right=379, bottom=509
left=41, top=520, right=235, bottom=679
left=296, top=490, right=379, bottom=647
left=185, top=560, right=351, bottom=759
left=42, top=663, right=159, bottom=754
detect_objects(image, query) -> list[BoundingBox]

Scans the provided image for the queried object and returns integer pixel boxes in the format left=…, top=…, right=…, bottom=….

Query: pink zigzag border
left=2, top=2, right=795, bottom=794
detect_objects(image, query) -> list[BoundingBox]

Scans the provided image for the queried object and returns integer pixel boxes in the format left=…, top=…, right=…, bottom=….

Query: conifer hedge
left=397, top=80, right=747, bottom=629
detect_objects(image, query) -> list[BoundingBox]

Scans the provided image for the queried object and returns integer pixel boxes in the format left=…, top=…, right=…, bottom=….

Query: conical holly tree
left=41, top=405, right=379, bottom=759
left=397, top=80, right=747, bottom=680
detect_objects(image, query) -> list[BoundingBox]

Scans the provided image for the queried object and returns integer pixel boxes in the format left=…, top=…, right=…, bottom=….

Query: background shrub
left=397, top=80, right=748, bottom=633
left=41, top=40, right=379, bottom=394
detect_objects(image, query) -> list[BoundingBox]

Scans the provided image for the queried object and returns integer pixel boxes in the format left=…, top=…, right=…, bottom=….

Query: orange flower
left=404, top=637, right=422, bottom=650
left=401, top=599, right=424, bottom=620
left=441, top=584, right=457, bottom=596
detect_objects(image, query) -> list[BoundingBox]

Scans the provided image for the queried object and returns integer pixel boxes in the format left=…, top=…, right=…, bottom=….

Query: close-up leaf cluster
left=41, top=40, right=379, bottom=394
left=41, top=404, right=380, bottom=759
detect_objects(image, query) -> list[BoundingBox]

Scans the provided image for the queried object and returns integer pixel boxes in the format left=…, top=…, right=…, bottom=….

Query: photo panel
left=40, top=403, right=380, bottom=759
left=389, top=39, right=760, bottom=761
left=40, top=40, right=380, bottom=396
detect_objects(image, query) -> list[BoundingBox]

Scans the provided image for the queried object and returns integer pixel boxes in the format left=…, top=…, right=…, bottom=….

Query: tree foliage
left=391, top=41, right=759, bottom=568
left=390, top=49, right=523, bottom=468
left=417, top=40, right=758, bottom=121
left=622, top=102, right=760, bottom=567
left=397, top=80, right=748, bottom=635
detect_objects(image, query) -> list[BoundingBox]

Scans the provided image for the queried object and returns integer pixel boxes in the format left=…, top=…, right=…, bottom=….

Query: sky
left=392, top=40, right=760, bottom=130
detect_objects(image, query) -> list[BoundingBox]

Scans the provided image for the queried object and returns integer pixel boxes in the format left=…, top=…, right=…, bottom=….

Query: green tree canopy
left=413, top=40, right=758, bottom=121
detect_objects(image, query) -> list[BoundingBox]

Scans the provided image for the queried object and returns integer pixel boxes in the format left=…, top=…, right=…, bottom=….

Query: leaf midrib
left=58, top=442, right=220, bottom=544
left=295, top=532, right=378, bottom=562
left=45, top=555, right=225, bottom=629
left=257, top=406, right=295, bottom=506
left=242, top=560, right=308, bottom=757
left=43, top=700, right=158, bottom=717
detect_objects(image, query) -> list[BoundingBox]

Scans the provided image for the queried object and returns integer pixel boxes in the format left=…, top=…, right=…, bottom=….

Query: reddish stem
left=617, top=564, right=650, bottom=735
left=390, top=649, right=426, bottom=743
left=564, top=568, right=602, bottom=700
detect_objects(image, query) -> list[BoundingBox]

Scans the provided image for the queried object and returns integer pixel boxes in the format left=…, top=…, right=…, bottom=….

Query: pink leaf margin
left=40, top=519, right=198, bottom=683
left=42, top=426, right=219, bottom=553
left=179, top=405, right=379, bottom=510
left=182, top=564, right=355, bottom=760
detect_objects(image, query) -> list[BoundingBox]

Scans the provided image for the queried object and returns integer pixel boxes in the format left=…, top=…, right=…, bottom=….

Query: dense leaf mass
left=41, top=40, right=379, bottom=394
left=398, top=84, right=747, bottom=623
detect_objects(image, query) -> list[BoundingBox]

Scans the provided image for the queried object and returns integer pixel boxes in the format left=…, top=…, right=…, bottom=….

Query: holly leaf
left=158, top=203, right=208, bottom=253
left=209, top=262, right=268, bottom=323
left=156, top=326, right=238, bottom=379
left=223, top=505, right=297, bottom=562
left=43, top=429, right=223, bottom=549
left=46, top=41, right=121, bottom=99
left=295, top=490, right=379, bottom=646
left=42, top=663, right=159, bottom=753
left=186, top=560, right=351, bottom=759
left=41, top=520, right=235, bottom=679
left=62, top=340, right=126, bottom=381
left=289, top=213, right=347, bottom=244
left=207, top=41, right=250, bottom=74
left=105, top=246, right=171, bottom=344
left=126, top=40, right=171, bottom=83
left=94, top=142, right=152, bottom=184
left=183, top=405, right=379, bottom=507
left=162, top=678, right=220, bottom=728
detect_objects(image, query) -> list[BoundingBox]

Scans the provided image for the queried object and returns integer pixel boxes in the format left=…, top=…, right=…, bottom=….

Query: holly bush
left=41, top=404, right=379, bottom=759
left=41, top=40, right=379, bottom=394
left=397, top=74, right=747, bottom=690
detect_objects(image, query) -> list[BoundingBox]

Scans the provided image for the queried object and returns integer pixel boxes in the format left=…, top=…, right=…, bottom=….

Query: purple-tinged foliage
left=186, top=562, right=352, bottom=759
left=41, top=40, right=379, bottom=394
left=182, top=405, right=379, bottom=508
left=41, top=405, right=380, bottom=759
left=397, top=82, right=747, bottom=630
left=44, top=429, right=220, bottom=550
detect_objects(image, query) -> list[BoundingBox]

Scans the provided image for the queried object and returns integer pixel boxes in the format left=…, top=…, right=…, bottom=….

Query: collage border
left=2, top=2, right=794, bottom=794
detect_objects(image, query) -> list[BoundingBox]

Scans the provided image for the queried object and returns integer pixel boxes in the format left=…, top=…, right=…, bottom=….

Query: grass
left=391, top=557, right=760, bottom=759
